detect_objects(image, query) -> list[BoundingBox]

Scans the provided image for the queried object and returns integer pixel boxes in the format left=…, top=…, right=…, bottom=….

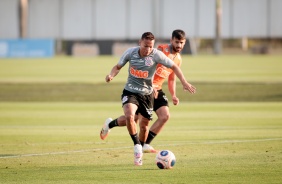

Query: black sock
left=130, top=133, right=140, bottom=145
left=145, top=131, right=157, bottom=144
left=140, top=141, right=144, bottom=147
left=108, top=119, right=118, bottom=129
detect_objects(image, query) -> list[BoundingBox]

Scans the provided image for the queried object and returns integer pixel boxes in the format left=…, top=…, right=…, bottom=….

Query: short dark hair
left=141, top=32, right=155, bottom=40
left=172, top=29, right=186, bottom=40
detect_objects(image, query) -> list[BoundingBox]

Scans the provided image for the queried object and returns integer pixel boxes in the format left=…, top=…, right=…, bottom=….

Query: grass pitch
left=0, top=102, right=281, bottom=184
left=0, top=55, right=282, bottom=83
left=0, top=55, right=282, bottom=102
left=0, top=55, right=282, bottom=183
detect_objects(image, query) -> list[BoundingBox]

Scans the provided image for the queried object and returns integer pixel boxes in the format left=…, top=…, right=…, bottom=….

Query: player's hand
left=183, top=82, right=196, bottom=94
left=105, top=75, right=113, bottom=82
left=172, top=96, right=179, bottom=105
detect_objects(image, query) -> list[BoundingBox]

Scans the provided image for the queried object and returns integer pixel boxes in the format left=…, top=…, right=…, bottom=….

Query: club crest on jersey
left=145, top=57, right=153, bottom=66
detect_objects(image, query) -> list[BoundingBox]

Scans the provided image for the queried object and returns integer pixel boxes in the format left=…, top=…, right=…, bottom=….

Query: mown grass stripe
left=1, top=138, right=281, bottom=159
left=1, top=82, right=282, bottom=102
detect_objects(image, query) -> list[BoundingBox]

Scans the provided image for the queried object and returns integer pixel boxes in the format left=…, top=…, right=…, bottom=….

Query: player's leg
left=100, top=114, right=138, bottom=140
left=142, top=106, right=170, bottom=153
left=109, top=113, right=138, bottom=128
left=123, top=102, right=143, bottom=166
left=138, top=115, right=150, bottom=146
left=148, top=106, right=170, bottom=135
left=123, top=103, right=138, bottom=135
left=110, top=116, right=126, bottom=128
left=143, top=90, right=169, bottom=153
left=135, top=91, right=155, bottom=153
left=121, top=90, right=144, bottom=166
left=100, top=115, right=125, bottom=140
left=100, top=89, right=140, bottom=140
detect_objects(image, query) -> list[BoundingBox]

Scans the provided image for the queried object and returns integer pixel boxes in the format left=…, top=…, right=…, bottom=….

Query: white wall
left=0, top=0, right=281, bottom=39
left=270, top=0, right=282, bottom=37
left=28, top=0, right=60, bottom=38
left=0, top=0, right=19, bottom=39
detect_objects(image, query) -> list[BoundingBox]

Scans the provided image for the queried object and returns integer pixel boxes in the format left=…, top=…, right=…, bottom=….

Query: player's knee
left=159, top=113, right=170, bottom=123
left=125, top=114, right=135, bottom=123
left=118, top=115, right=127, bottom=125
left=139, top=124, right=148, bottom=132
left=134, top=115, right=138, bottom=122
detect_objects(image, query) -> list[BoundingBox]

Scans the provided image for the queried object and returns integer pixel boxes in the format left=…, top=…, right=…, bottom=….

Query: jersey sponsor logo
left=145, top=57, right=153, bottom=66
left=128, top=84, right=146, bottom=92
left=130, top=67, right=149, bottom=78
left=155, top=66, right=171, bottom=78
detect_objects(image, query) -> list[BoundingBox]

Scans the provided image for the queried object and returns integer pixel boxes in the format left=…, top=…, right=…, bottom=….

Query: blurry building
left=0, top=0, right=281, bottom=56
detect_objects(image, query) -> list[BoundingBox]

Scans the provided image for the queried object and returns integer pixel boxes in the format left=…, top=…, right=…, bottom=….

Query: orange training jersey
left=153, top=44, right=182, bottom=90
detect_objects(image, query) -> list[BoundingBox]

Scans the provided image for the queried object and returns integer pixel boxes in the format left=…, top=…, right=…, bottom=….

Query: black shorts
left=154, top=89, right=169, bottom=111
left=121, top=89, right=154, bottom=120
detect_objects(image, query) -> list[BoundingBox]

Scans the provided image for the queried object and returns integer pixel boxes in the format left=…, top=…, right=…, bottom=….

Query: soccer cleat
left=142, top=144, right=157, bottom=153
left=134, top=144, right=143, bottom=166
left=99, top=118, right=112, bottom=140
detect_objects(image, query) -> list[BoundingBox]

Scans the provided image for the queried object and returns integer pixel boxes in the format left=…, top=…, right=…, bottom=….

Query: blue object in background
left=0, top=39, right=54, bottom=58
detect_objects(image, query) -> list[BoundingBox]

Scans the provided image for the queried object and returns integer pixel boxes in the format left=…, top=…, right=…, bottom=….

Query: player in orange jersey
left=100, top=29, right=193, bottom=153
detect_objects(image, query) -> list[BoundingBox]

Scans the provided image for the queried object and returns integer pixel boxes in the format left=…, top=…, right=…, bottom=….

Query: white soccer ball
left=155, top=150, right=176, bottom=169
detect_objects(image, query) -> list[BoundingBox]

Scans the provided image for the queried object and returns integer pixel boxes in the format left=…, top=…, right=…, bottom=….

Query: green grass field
left=0, top=55, right=282, bottom=183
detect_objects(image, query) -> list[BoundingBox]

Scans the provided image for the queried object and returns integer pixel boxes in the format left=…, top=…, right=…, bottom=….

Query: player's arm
left=105, top=64, right=122, bottom=82
left=156, top=50, right=195, bottom=93
left=170, top=63, right=196, bottom=94
left=168, top=58, right=182, bottom=104
left=168, top=72, right=179, bottom=105
left=106, top=48, right=131, bottom=82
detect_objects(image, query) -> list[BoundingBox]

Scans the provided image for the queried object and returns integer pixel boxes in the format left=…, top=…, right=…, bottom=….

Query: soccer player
left=101, top=30, right=188, bottom=153
left=104, top=31, right=196, bottom=166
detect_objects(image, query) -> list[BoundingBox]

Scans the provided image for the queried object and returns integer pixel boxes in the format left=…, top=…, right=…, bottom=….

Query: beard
left=172, top=46, right=181, bottom=53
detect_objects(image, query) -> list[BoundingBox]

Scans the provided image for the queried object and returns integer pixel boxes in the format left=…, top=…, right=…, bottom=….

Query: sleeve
left=117, top=48, right=132, bottom=67
left=157, top=45, right=163, bottom=52
left=157, top=44, right=170, bottom=56
left=154, top=50, right=174, bottom=68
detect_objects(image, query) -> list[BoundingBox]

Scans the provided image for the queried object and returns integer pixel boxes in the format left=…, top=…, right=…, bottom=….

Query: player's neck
left=138, top=49, right=143, bottom=57
left=138, top=49, right=152, bottom=58
left=172, top=53, right=178, bottom=60
left=172, top=48, right=181, bottom=56
left=169, top=44, right=178, bottom=55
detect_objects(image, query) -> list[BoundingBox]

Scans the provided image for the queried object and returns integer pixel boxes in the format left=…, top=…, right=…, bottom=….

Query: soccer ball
left=155, top=150, right=176, bottom=169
